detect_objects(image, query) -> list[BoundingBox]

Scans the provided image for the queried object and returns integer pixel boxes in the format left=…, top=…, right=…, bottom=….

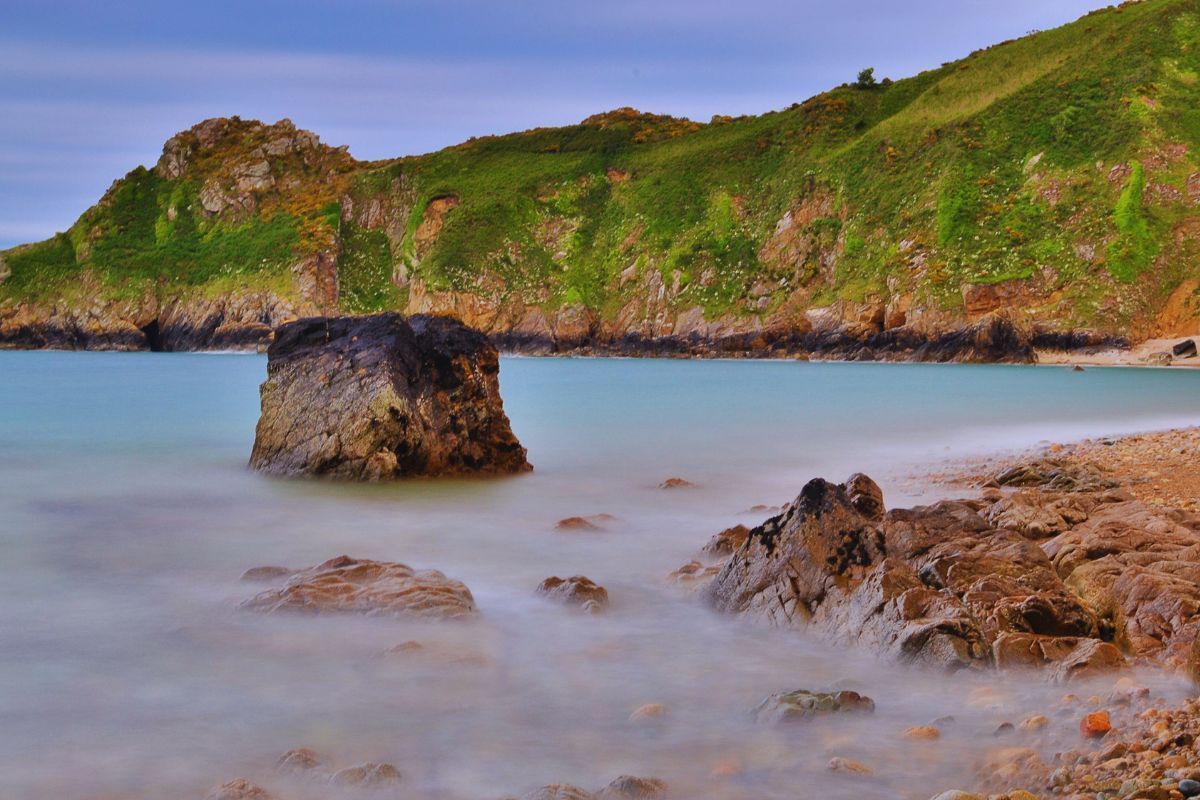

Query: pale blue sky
left=1, top=1, right=1104, bottom=249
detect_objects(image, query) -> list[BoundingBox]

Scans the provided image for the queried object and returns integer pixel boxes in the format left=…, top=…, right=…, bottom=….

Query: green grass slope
left=5, top=0, right=1200, bottom=341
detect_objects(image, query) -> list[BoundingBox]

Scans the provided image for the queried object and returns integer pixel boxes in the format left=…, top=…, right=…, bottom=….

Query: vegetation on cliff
left=4, top=0, right=1200, bottom=342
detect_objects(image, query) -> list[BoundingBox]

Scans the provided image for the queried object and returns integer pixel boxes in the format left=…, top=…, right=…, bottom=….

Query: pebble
left=903, top=725, right=941, bottom=740
left=630, top=703, right=665, bottom=722
left=1081, top=711, right=1113, bottom=738
left=1020, top=714, right=1049, bottom=732
left=827, top=757, right=873, bottom=776
left=1181, top=779, right=1200, bottom=797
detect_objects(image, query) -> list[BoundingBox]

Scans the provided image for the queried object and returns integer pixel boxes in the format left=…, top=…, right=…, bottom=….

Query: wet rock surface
left=248, top=312, right=530, bottom=480
left=754, top=689, right=876, bottom=724
left=703, top=471, right=1200, bottom=675
left=536, top=575, right=609, bottom=613
left=242, top=555, right=476, bottom=619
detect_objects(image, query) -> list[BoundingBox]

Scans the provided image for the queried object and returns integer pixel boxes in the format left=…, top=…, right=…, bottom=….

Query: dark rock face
left=493, top=312, right=1038, bottom=363
left=700, top=474, right=1161, bottom=676
left=0, top=291, right=308, bottom=352
left=249, top=313, right=530, bottom=479
left=1173, top=338, right=1198, bottom=358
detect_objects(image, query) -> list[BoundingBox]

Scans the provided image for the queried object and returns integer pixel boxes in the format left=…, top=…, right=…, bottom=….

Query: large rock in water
left=249, top=313, right=531, bottom=479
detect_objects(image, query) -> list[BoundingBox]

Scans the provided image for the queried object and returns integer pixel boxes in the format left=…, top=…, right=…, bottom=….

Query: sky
left=1, top=0, right=1106, bottom=250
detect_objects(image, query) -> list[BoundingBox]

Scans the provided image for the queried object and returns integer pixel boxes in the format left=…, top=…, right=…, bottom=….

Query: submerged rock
left=275, top=747, right=324, bottom=773
left=249, top=312, right=530, bottom=480
left=754, top=689, right=875, bottom=724
left=555, top=514, right=615, bottom=531
left=596, top=776, right=668, bottom=799
left=205, top=779, right=275, bottom=800
left=240, top=565, right=292, bottom=581
left=521, top=785, right=596, bottom=800
left=659, top=477, right=694, bottom=489
left=329, top=762, right=402, bottom=787
left=242, top=555, right=476, bottom=619
left=537, top=575, right=609, bottom=613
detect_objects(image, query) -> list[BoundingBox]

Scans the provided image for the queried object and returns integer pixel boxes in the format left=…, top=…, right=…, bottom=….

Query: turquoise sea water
left=1, top=353, right=1198, bottom=799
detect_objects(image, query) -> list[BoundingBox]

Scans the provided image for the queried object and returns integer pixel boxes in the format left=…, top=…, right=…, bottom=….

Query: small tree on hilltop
left=855, top=67, right=877, bottom=89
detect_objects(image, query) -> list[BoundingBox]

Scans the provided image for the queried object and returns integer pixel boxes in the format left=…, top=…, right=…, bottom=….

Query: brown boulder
left=537, top=575, right=609, bottom=613
left=243, top=555, right=476, bottom=619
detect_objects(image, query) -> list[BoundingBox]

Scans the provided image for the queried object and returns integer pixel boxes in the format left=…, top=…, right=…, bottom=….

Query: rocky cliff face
left=249, top=312, right=530, bottom=479
left=4, top=2, right=1200, bottom=358
left=703, top=474, right=1200, bottom=678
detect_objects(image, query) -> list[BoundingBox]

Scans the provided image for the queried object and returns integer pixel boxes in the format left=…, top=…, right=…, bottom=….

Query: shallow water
left=2, top=353, right=1199, bottom=799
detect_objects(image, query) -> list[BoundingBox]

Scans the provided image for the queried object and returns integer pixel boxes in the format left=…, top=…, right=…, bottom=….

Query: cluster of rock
left=955, top=685, right=1200, bottom=800
left=206, top=747, right=403, bottom=800
left=209, top=750, right=663, bottom=800
left=699, top=472, right=1200, bottom=678
left=510, top=776, right=667, bottom=800
left=249, top=312, right=530, bottom=480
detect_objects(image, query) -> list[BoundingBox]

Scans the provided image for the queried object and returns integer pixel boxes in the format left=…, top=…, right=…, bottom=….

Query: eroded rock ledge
left=0, top=301, right=1070, bottom=363
left=249, top=312, right=530, bottom=479
left=701, top=474, right=1200, bottom=679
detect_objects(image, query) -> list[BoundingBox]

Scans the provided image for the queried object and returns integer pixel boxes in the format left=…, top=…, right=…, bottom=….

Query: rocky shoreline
left=0, top=302, right=1167, bottom=365
left=662, top=425, right=1200, bottom=799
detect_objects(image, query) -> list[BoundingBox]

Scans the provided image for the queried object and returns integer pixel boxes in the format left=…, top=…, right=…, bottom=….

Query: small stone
left=827, top=757, right=874, bottom=776
left=205, top=780, right=274, bottom=800
left=659, top=477, right=694, bottom=489
left=275, top=747, right=323, bottom=773
left=556, top=516, right=601, bottom=531
left=1180, top=779, right=1200, bottom=797
left=596, top=775, right=667, bottom=800
left=1020, top=714, right=1050, bottom=731
left=903, top=725, right=941, bottom=740
left=1081, top=710, right=1113, bottom=738
left=630, top=703, right=665, bottom=722
left=709, top=756, right=743, bottom=777
left=329, top=762, right=402, bottom=787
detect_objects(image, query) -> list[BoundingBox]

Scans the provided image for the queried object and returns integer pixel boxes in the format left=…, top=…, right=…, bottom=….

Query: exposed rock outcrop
left=242, top=555, right=477, bottom=619
left=248, top=312, right=530, bottom=479
left=0, top=288, right=311, bottom=351
left=703, top=474, right=1200, bottom=676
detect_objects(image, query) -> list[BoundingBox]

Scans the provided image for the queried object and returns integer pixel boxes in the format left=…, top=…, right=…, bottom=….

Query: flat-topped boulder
left=249, top=312, right=530, bottom=479
left=242, top=555, right=476, bottom=619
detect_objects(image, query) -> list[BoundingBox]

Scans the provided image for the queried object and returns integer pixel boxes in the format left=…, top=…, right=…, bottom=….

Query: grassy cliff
left=5, top=0, right=1200, bottom=346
